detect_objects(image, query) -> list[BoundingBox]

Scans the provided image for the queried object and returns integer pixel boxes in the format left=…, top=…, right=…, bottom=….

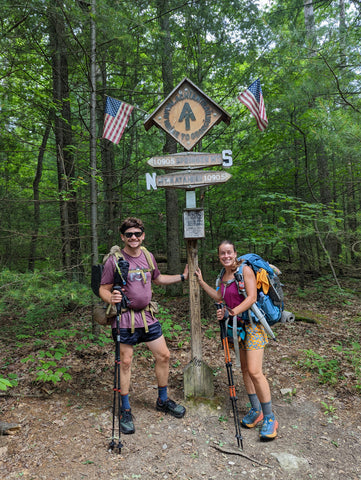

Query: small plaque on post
left=184, top=209, right=205, bottom=239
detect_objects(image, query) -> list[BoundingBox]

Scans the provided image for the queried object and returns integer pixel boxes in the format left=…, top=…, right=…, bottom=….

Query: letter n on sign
left=146, top=172, right=157, bottom=190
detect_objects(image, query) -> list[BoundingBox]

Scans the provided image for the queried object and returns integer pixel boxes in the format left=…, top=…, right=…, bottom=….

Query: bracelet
left=180, top=274, right=185, bottom=282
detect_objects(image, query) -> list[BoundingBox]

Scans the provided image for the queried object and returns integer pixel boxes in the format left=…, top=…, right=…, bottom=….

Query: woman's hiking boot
left=241, top=408, right=264, bottom=428
left=259, top=413, right=278, bottom=440
left=120, top=408, right=135, bottom=434
left=156, top=398, right=186, bottom=418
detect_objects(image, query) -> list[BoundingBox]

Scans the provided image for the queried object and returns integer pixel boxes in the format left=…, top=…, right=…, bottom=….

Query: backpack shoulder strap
left=102, top=245, right=123, bottom=264
left=216, top=267, right=225, bottom=291
left=140, top=246, right=155, bottom=271
left=234, top=264, right=246, bottom=296
left=107, top=248, right=125, bottom=283
left=238, top=262, right=245, bottom=276
left=113, top=251, right=123, bottom=262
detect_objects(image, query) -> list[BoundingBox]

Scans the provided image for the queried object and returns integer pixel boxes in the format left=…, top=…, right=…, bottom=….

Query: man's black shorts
left=111, top=321, right=163, bottom=345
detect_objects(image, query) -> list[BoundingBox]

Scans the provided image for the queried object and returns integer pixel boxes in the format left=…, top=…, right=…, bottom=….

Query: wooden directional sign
left=148, top=152, right=223, bottom=170
left=156, top=170, right=232, bottom=189
left=144, top=78, right=231, bottom=151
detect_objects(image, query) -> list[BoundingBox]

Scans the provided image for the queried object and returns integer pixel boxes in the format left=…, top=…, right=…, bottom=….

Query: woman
left=195, top=240, right=278, bottom=440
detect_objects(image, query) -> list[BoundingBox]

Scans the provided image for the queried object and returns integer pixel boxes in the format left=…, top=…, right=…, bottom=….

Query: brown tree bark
left=156, top=0, right=182, bottom=295
left=29, top=114, right=51, bottom=271
left=48, top=1, right=83, bottom=280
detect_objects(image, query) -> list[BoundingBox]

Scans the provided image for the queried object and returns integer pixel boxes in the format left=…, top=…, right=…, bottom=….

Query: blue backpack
left=238, top=254, right=284, bottom=326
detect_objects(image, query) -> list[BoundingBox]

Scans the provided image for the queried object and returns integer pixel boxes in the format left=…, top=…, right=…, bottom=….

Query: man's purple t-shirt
left=100, top=249, right=161, bottom=329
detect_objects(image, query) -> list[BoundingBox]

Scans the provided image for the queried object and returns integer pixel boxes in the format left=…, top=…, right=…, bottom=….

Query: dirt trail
left=1, top=283, right=361, bottom=479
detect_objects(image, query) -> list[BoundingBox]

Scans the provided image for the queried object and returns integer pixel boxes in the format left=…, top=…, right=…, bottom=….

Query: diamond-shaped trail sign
left=144, top=77, right=231, bottom=151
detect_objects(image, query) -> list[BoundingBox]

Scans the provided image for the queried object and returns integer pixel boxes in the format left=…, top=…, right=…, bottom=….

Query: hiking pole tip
left=108, top=439, right=123, bottom=454
left=117, top=440, right=123, bottom=454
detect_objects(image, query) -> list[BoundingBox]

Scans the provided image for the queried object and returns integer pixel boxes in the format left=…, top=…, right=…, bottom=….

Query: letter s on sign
left=222, top=150, right=233, bottom=167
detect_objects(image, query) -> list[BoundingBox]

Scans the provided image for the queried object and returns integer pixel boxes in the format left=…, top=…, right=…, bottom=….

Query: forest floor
left=0, top=272, right=361, bottom=480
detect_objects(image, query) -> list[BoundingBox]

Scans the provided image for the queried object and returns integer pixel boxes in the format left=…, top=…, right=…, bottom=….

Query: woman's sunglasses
left=124, top=231, right=143, bottom=238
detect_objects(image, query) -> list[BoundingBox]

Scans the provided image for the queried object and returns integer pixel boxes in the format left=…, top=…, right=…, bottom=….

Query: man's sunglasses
left=124, top=231, right=143, bottom=238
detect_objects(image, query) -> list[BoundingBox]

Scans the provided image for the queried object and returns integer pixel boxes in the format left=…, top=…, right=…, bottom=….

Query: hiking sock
left=121, top=394, right=131, bottom=410
left=248, top=393, right=261, bottom=411
left=260, top=401, right=273, bottom=417
left=158, top=385, right=168, bottom=403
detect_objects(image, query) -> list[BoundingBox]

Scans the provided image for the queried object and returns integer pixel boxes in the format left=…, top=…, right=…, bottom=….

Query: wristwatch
left=180, top=274, right=185, bottom=282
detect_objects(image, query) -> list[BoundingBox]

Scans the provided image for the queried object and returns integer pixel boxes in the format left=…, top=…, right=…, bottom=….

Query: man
left=99, top=216, right=188, bottom=434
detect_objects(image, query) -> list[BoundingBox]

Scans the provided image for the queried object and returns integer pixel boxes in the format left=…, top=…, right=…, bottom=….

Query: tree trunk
left=48, top=1, right=83, bottom=280
left=303, top=0, right=340, bottom=263
left=156, top=0, right=182, bottom=295
left=29, top=116, right=51, bottom=271
left=338, top=0, right=355, bottom=262
left=346, top=161, right=357, bottom=262
left=97, top=53, right=120, bottom=250
left=90, top=0, right=99, bottom=268
left=303, top=0, right=315, bottom=46
left=339, top=0, right=346, bottom=62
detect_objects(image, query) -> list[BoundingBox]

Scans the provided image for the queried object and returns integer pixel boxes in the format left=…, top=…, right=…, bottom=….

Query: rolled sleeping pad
left=281, top=310, right=295, bottom=323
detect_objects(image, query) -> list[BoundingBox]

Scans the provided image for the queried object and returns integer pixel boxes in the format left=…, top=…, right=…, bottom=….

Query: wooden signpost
left=155, top=170, right=231, bottom=189
left=147, top=152, right=224, bottom=169
left=144, top=78, right=232, bottom=399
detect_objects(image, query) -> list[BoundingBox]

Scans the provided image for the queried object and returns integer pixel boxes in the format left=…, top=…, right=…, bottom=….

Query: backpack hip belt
left=120, top=302, right=158, bottom=333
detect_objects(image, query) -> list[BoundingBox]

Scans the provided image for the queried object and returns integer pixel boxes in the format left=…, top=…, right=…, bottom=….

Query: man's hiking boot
left=120, top=408, right=135, bottom=434
left=156, top=398, right=186, bottom=418
left=241, top=408, right=264, bottom=428
left=259, top=413, right=278, bottom=440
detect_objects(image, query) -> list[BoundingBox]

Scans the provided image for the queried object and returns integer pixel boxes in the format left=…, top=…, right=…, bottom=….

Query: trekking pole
left=108, top=286, right=123, bottom=454
left=216, top=303, right=243, bottom=449
left=108, top=258, right=130, bottom=453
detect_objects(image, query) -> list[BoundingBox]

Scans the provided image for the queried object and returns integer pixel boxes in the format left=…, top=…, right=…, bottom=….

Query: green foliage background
left=0, top=0, right=359, bottom=278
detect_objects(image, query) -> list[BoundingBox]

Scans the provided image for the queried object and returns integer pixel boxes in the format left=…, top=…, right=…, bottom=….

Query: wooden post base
left=183, top=359, right=214, bottom=399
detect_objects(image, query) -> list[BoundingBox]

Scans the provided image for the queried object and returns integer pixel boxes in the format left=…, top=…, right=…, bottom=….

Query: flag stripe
left=102, top=96, right=134, bottom=144
left=237, top=79, right=268, bottom=131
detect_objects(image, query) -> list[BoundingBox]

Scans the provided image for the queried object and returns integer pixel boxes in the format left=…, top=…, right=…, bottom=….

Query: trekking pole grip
left=113, top=286, right=123, bottom=315
left=215, top=303, right=226, bottom=341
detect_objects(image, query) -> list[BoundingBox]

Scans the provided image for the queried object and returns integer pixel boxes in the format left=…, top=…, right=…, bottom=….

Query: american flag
left=238, top=79, right=268, bottom=131
left=102, top=96, right=134, bottom=144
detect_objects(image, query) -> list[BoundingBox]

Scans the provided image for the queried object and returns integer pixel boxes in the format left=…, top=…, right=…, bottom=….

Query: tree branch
left=319, top=53, right=361, bottom=113
left=313, top=219, right=342, bottom=290
left=211, top=444, right=273, bottom=468
left=289, top=121, right=319, bottom=204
